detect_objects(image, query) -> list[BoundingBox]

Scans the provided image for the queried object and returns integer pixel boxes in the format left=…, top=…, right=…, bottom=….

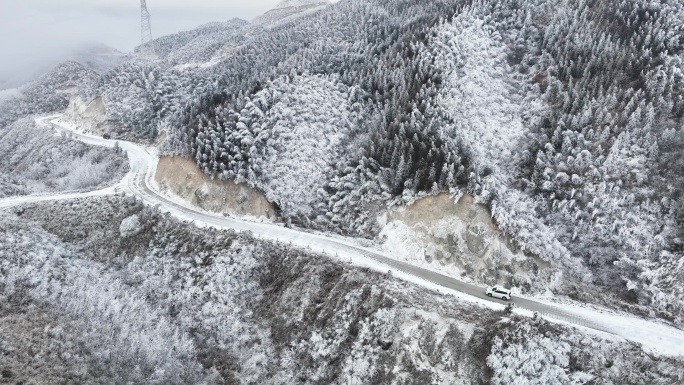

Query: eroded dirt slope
left=155, top=155, right=276, bottom=220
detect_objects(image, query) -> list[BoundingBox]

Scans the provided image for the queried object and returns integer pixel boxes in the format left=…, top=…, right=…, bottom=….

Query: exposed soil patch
left=155, top=156, right=276, bottom=219
left=62, top=94, right=111, bottom=135
left=380, top=193, right=553, bottom=293
left=388, top=194, right=495, bottom=229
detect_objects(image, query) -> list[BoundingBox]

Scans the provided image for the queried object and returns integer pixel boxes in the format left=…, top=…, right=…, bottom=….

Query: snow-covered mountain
left=0, top=43, right=125, bottom=91
left=30, top=0, right=682, bottom=324
left=3, top=0, right=684, bottom=382
left=253, top=0, right=330, bottom=26
left=139, top=18, right=248, bottom=65
left=70, top=43, right=127, bottom=74
left=0, top=61, right=99, bottom=128
left=273, top=0, right=331, bottom=10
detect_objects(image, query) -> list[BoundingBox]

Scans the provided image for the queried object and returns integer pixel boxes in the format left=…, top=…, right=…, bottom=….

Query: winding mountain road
left=2, top=115, right=683, bottom=357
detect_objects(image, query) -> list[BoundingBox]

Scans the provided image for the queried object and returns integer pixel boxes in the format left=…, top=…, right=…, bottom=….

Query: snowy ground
left=2, top=114, right=683, bottom=358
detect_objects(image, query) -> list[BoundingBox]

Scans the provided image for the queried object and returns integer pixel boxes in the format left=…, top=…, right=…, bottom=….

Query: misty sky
left=0, top=0, right=286, bottom=87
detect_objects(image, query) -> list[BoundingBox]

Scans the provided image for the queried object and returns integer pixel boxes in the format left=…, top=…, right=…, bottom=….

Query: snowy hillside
left=142, top=18, right=248, bottom=65
left=2, top=0, right=684, bottom=380
left=1, top=197, right=681, bottom=383
left=42, top=0, right=679, bottom=321
left=273, top=0, right=330, bottom=9
left=71, top=43, right=127, bottom=74
left=0, top=88, right=20, bottom=103
left=0, top=61, right=99, bottom=128
left=241, top=74, right=351, bottom=217
left=0, top=119, right=127, bottom=197
left=253, top=0, right=330, bottom=26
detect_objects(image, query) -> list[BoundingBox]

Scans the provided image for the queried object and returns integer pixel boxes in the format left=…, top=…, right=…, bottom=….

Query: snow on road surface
left=1, top=115, right=682, bottom=358
left=0, top=185, right=118, bottom=209
left=550, top=303, right=684, bottom=357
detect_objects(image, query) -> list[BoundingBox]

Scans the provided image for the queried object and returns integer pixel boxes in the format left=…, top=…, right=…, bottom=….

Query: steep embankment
left=61, top=93, right=150, bottom=142
left=62, top=94, right=111, bottom=135
left=379, top=194, right=554, bottom=293
left=155, top=156, right=276, bottom=219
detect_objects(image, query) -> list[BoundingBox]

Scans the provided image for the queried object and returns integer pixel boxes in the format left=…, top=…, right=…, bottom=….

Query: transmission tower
left=140, top=0, right=152, bottom=45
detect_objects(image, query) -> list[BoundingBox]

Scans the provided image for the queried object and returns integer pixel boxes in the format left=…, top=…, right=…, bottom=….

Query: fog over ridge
left=0, top=0, right=285, bottom=89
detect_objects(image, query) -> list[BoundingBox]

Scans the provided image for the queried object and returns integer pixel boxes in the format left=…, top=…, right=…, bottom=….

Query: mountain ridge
left=272, top=0, right=331, bottom=10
